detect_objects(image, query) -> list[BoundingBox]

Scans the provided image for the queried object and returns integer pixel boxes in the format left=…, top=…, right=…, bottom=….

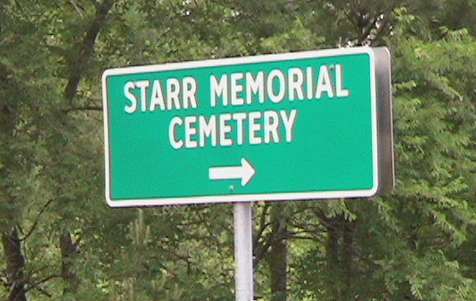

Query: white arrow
left=209, top=158, right=256, bottom=186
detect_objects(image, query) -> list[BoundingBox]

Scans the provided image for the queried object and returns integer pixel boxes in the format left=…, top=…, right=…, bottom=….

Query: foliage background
left=0, top=0, right=475, bottom=300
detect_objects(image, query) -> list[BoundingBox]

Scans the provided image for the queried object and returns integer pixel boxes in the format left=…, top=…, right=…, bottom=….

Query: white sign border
left=102, top=47, right=378, bottom=207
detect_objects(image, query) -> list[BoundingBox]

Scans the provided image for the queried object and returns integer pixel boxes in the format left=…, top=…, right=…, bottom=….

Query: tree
left=1, top=1, right=475, bottom=300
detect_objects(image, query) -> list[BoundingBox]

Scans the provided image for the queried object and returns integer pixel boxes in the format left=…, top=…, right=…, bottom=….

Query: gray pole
left=234, top=202, right=254, bottom=301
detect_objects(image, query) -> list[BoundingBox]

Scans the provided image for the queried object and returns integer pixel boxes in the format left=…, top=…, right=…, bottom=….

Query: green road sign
left=102, top=47, right=394, bottom=207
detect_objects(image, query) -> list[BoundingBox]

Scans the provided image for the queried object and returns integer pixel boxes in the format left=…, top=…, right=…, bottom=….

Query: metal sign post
left=234, top=203, right=253, bottom=301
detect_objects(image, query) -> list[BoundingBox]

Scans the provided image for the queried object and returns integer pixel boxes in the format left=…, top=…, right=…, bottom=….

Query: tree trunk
left=60, top=230, right=80, bottom=296
left=267, top=204, right=288, bottom=301
left=326, top=220, right=341, bottom=300
left=342, top=219, right=355, bottom=300
left=2, top=227, right=27, bottom=301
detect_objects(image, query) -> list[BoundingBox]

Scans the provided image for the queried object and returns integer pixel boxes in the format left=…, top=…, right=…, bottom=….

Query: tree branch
left=20, top=199, right=54, bottom=242
left=370, top=14, right=391, bottom=45
left=63, top=0, right=114, bottom=104
left=33, top=286, right=52, bottom=298
left=63, top=105, right=103, bottom=113
left=253, top=204, right=270, bottom=247
left=357, top=14, right=380, bottom=45
left=24, top=274, right=62, bottom=294
left=253, top=234, right=272, bottom=267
